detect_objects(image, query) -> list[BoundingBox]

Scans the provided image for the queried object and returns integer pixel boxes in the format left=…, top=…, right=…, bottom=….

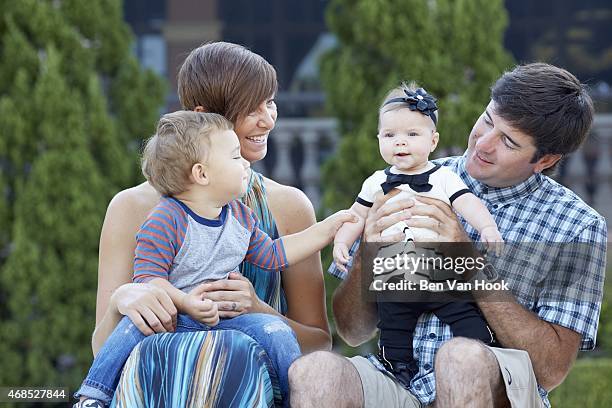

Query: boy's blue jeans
left=76, top=313, right=300, bottom=406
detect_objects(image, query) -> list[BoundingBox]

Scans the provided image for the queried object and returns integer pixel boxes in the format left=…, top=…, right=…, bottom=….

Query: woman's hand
left=111, top=283, right=177, bottom=336
left=199, top=273, right=265, bottom=318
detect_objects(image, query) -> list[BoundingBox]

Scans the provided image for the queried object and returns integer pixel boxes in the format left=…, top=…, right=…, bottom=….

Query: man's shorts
left=348, top=355, right=422, bottom=408
left=348, top=346, right=544, bottom=407
left=489, top=347, right=545, bottom=408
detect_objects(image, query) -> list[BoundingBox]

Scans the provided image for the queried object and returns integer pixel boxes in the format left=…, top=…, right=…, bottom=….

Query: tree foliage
left=0, top=0, right=165, bottom=391
left=320, top=0, right=513, bottom=210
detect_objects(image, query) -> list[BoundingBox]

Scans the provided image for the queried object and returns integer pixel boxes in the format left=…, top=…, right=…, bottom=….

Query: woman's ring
left=231, top=302, right=237, bottom=311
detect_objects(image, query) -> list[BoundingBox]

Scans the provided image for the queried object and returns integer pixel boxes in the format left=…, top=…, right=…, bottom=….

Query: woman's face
left=234, top=97, right=278, bottom=163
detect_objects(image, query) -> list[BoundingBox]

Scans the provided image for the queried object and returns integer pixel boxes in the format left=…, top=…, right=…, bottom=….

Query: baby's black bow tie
left=380, top=172, right=433, bottom=194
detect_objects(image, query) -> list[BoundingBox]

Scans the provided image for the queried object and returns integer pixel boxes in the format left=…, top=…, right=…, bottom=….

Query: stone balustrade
left=255, top=115, right=612, bottom=224
left=252, top=118, right=339, bottom=209
left=557, top=113, right=612, bottom=223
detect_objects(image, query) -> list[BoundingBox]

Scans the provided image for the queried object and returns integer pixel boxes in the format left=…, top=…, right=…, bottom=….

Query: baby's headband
left=382, top=87, right=438, bottom=126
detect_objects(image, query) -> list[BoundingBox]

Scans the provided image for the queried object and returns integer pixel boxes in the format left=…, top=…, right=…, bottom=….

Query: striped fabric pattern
left=133, top=196, right=288, bottom=290
left=134, top=197, right=188, bottom=282
left=240, top=171, right=288, bottom=313
left=111, top=330, right=275, bottom=408
left=229, top=200, right=288, bottom=271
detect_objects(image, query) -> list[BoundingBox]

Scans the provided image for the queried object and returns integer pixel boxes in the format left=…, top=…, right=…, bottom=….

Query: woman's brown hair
left=178, top=42, right=278, bottom=124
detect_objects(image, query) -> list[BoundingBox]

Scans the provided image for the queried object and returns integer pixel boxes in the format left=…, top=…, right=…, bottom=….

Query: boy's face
left=378, top=109, right=439, bottom=172
left=206, top=129, right=250, bottom=202
left=465, top=100, right=541, bottom=188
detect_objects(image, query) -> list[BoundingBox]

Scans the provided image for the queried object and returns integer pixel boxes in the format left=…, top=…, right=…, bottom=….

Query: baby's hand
left=333, top=242, right=351, bottom=274
left=481, top=225, right=504, bottom=256
left=182, top=289, right=219, bottom=326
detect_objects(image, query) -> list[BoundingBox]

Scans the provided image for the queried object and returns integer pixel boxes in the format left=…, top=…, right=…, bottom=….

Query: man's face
left=465, top=101, right=541, bottom=188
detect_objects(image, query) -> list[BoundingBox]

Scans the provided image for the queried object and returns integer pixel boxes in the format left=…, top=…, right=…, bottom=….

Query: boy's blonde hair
left=379, top=82, right=439, bottom=126
left=142, top=111, right=233, bottom=196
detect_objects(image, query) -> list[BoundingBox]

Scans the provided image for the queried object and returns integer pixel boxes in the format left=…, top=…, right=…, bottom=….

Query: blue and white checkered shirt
left=328, top=155, right=607, bottom=407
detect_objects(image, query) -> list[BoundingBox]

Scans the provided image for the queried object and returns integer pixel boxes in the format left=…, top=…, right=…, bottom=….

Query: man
left=288, top=63, right=607, bottom=407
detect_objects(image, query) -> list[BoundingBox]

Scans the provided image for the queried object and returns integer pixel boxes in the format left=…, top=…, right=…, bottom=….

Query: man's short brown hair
left=142, top=111, right=233, bottom=196
left=178, top=42, right=277, bottom=124
left=491, top=63, right=594, bottom=174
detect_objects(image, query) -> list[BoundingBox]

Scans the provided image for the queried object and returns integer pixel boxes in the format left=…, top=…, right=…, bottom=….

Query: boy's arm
left=149, top=278, right=219, bottom=326
left=334, top=202, right=369, bottom=247
left=133, top=208, right=218, bottom=325
left=243, top=208, right=356, bottom=270
left=133, top=207, right=178, bottom=284
left=281, top=210, right=356, bottom=264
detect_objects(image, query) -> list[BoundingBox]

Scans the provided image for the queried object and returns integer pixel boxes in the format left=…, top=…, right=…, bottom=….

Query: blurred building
left=123, top=0, right=611, bottom=218
left=505, top=0, right=612, bottom=111
left=124, top=0, right=329, bottom=116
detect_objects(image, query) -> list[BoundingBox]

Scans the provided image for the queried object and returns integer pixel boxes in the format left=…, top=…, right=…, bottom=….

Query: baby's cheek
left=378, top=142, right=393, bottom=159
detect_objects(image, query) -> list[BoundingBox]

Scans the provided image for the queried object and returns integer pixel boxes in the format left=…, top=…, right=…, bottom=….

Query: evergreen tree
left=0, top=0, right=165, bottom=391
left=320, top=0, right=513, bottom=210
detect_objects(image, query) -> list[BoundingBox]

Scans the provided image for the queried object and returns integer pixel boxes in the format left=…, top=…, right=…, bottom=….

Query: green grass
left=549, top=358, right=612, bottom=408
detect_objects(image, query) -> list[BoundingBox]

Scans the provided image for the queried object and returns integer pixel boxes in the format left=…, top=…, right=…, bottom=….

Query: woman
left=93, top=42, right=331, bottom=406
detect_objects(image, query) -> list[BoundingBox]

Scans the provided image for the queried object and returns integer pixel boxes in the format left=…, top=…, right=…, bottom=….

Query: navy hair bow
left=382, top=88, right=438, bottom=125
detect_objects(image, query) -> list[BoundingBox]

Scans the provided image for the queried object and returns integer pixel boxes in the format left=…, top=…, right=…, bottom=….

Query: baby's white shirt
left=357, top=163, right=470, bottom=240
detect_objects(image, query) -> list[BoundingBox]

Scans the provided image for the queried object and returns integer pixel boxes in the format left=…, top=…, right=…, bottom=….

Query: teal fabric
left=240, top=170, right=287, bottom=314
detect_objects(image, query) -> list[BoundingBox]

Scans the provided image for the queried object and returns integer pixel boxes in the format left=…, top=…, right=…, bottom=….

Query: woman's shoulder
left=106, top=182, right=161, bottom=226
left=111, top=181, right=159, bottom=206
left=262, top=177, right=316, bottom=234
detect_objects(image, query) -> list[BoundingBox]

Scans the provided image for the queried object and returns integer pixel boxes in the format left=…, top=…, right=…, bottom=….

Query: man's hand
left=363, top=190, right=413, bottom=243
left=405, top=195, right=470, bottom=242
left=182, top=286, right=219, bottom=326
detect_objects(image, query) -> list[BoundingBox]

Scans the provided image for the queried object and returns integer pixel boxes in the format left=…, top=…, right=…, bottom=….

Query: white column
left=300, top=129, right=321, bottom=208
left=272, top=128, right=296, bottom=186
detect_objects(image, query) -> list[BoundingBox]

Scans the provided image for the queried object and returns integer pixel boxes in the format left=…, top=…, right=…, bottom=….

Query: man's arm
left=332, top=251, right=378, bottom=346
left=408, top=195, right=583, bottom=390
left=332, top=190, right=414, bottom=346
left=477, top=302, right=580, bottom=390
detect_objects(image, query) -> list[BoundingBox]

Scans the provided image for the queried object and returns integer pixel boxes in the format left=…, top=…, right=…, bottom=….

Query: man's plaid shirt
left=328, top=155, right=607, bottom=406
